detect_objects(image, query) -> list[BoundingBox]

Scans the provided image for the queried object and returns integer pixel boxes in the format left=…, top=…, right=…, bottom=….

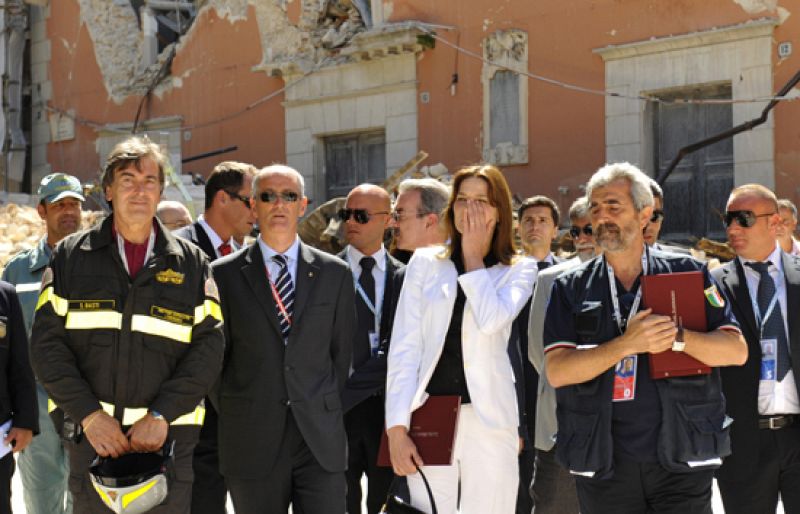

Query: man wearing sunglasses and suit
left=174, top=160, right=256, bottom=514
left=644, top=180, right=690, bottom=255
left=337, top=184, right=406, bottom=513
left=211, top=165, right=356, bottom=513
left=712, top=184, right=800, bottom=514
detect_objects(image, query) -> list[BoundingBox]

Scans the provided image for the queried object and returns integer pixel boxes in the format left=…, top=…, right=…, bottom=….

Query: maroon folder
left=377, top=395, right=461, bottom=467
left=641, top=271, right=712, bottom=379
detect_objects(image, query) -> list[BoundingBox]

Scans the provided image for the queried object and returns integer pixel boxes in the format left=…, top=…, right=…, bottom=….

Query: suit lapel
left=240, top=244, right=283, bottom=338
left=293, top=243, right=320, bottom=324
left=379, top=256, right=399, bottom=339
left=193, top=222, right=217, bottom=260
left=725, top=259, right=758, bottom=342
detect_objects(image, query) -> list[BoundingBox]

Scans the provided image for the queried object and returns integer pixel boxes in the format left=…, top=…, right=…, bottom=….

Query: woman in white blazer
left=385, top=165, right=538, bottom=514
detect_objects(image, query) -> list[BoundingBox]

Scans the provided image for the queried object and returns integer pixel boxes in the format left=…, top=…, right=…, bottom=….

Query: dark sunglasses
left=337, top=208, right=389, bottom=224
left=723, top=210, right=775, bottom=228
left=569, top=224, right=592, bottom=238
left=650, top=209, right=665, bottom=223
left=258, top=191, right=300, bottom=203
left=226, top=191, right=250, bottom=205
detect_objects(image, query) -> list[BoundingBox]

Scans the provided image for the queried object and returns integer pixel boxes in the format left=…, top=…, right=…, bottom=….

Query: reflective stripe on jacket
left=30, top=215, right=224, bottom=432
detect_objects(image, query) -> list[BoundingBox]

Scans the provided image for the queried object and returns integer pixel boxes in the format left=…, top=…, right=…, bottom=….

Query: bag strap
left=384, top=465, right=438, bottom=514
left=415, top=465, right=438, bottom=514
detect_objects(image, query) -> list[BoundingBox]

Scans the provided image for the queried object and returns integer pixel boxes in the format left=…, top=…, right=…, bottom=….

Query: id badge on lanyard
left=609, top=249, right=648, bottom=403
left=753, top=291, right=780, bottom=382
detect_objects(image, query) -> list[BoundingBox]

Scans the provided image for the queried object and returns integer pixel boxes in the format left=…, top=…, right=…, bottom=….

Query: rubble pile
left=0, top=203, right=105, bottom=270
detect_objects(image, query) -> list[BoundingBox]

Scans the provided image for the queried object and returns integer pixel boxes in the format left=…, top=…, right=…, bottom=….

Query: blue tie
left=747, top=261, right=791, bottom=381
left=272, top=255, right=294, bottom=341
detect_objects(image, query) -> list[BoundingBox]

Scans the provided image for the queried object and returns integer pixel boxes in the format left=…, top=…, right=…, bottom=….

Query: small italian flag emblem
left=704, top=285, right=725, bottom=308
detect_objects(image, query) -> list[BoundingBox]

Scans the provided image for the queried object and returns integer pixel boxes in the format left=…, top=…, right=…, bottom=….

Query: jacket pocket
left=673, top=401, right=731, bottom=463
left=555, top=409, right=602, bottom=474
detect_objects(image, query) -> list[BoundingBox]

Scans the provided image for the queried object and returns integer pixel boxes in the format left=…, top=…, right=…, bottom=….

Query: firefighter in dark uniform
left=30, top=136, right=225, bottom=514
left=543, top=163, right=747, bottom=514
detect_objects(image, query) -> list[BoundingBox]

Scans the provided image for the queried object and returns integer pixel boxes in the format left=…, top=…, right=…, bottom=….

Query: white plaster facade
left=594, top=18, right=778, bottom=187
left=281, top=34, right=420, bottom=202
left=482, top=29, right=529, bottom=166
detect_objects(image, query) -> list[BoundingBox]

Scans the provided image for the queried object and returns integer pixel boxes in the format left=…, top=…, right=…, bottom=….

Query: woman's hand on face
left=461, top=200, right=495, bottom=269
left=387, top=425, right=424, bottom=476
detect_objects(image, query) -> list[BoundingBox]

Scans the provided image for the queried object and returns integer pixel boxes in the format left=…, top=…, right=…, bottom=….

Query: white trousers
left=407, top=404, right=519, bottom=514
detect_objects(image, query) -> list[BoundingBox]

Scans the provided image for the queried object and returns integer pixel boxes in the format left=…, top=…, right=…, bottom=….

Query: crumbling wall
left=77, top=0, right=142, bottom=103
left=77, top=0, right=370, bottom=104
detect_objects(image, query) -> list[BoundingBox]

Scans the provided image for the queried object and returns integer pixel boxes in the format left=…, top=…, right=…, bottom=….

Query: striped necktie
left=272, top=254, right=294, bottom=340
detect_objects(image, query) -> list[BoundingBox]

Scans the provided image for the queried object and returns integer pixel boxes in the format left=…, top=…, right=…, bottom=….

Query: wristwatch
left=672, top=325, right=685, bottom=352
left=149, top=410, right=167, bottom=423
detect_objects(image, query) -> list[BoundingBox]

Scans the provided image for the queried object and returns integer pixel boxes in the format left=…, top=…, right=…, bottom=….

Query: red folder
left=377, top=395, right=461, bottom=467
left=641, top=271, right=712, bottom=379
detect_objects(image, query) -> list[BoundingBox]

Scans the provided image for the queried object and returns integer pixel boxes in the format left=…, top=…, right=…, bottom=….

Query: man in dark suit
left=212, top=164, right=355, bottom=514
left=513, top=195, right=563, bottom=514
left=174, top=161, right=256, bottom=259
left=0, top=281, right=38, bottom=514
left=174, top=160, right=256, bottom=514
left=337, top=184, right=405, bottom=514
left=712, top=184, right=800, bottom=514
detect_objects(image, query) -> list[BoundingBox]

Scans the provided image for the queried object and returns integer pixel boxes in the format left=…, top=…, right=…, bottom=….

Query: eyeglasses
left=391, top=210, right=428, bottom=222
left=650, top=209, right=665, bottom=223
left=723, top=210, right=776, bottom=228
left=569, top=224, right=592, bottom=238
left=337, top=208, right=389, bottom=224
left=258, top=191, right=300, bottom=203
left=226, top=191, right=250, bottom=205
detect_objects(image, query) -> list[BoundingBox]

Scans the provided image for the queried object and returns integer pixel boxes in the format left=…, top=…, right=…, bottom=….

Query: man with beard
left=543, top=162, right=746, bottom=513
left=526, top=195, right=598, bottom=514
left=2, top=173, right=84, bottom=514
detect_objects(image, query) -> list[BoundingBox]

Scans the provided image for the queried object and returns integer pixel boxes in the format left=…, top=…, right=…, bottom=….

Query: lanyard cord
left=607, top=247, right=649, bottom=334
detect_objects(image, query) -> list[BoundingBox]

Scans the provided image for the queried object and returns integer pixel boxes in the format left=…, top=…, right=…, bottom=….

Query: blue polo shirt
left=543, top=248, right=740, bottom=462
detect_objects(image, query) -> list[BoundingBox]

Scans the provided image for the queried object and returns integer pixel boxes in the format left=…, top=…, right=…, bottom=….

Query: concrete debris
left=77, top=0, right=371, bottom=102
left=732, top=0, right=779, bottom=13
left=0, top=204, right=104, bottom=269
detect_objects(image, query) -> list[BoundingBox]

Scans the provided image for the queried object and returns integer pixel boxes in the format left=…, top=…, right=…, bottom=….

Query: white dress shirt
left=198, top=215, right=236, bottom=259
left=345, top=244, right=387, bottom=333
left=739, top=244, right=800, bottom=415
left=258, top=236, right=301, bottom=285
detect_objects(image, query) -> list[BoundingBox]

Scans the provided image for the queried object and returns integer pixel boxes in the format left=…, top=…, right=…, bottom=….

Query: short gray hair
left=568, top=196, right=591, bottom=221
left=586, top=162, right=654, bottom=212
left=254, top=164, right=305, bottom=197
left=397, top=178, right=450, bottom=216
left=778, top=199, right=797, bottom=219
left=649, top=178, right=663, bottom=200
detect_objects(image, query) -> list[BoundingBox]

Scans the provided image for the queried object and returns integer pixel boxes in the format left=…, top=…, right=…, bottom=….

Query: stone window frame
left=482, top=29, right=529, bottom=166
left=594, top=18, right=778, bottom=188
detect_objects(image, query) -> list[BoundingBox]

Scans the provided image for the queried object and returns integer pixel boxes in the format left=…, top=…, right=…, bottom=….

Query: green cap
left=37, top=173, right=85, bottom=204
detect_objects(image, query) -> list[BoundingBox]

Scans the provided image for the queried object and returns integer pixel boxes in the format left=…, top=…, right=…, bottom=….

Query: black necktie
left=538, top=260, right=552, bottom=271
left=272, top=255, right=294, bottom=341
left=354, top=257, right=377, bottom=367
left=746, top=261, right=791, bottom=381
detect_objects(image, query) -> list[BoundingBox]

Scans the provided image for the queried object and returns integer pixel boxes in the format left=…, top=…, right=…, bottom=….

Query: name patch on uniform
left=68, top=300, right=116, bottom=311
left=150, top=305, right=193, bottom=326
left=156, top=269, right=185, bottom=285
